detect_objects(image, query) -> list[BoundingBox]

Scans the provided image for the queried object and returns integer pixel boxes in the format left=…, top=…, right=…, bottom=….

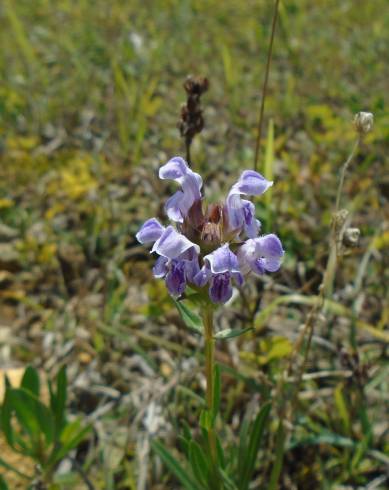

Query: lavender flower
left=136, top=157, right=284, bottom=304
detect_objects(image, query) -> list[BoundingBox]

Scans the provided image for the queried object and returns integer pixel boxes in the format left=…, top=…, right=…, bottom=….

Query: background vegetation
left=0, top=0, right=388, bottom=488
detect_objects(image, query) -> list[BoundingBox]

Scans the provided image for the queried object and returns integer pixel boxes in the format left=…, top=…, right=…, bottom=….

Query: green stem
left=203, top=306, right=220, bottom=489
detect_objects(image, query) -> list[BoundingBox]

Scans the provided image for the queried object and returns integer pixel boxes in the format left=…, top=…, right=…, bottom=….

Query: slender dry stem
left=269, top=135, right=361, bottom=489
left=254, top=0, right=280, bottom=171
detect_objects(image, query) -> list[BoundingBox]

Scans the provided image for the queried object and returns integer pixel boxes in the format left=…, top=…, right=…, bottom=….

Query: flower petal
left=159, top=157, right=203, bottom=222
left=136, top=218, right=165, bottom=244
left=242, top=200, right=261, bottom=238
left=209, top=273, right=233, bottom=304
left=152, top=225, right=200, bottom=259
left=262, top=257, right=282, bottom=272
left=182, top=249, right=201, bottom=283
left=224, top=194, right=244, bottom=230
left=153, top=256, right=169, bottom=278
left=225, top=171, right=272, bottom=234
left=165, top=191, right=186, bottom=222
left=159, top=156, right=189, bottom=180
left=229, top=170, right=273, bottom=197
left=193, top=264, right=212, bottom=287
left=255, top=234, right=284, bottom=259
left=238, top=234, right=284, bottom=276
left=165, top=260, right=186, bottom=297
left=204, top=244, right=240, bottom=274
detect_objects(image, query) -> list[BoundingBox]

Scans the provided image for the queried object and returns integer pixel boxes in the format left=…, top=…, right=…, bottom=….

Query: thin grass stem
left=254, top=0, right=280, bottom=171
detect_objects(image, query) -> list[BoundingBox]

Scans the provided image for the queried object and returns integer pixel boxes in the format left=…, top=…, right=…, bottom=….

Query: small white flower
left=354, top=112, right=374, bottom=134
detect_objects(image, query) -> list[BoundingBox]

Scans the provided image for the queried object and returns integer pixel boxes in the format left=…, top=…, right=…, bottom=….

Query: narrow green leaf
left=178, top=435, right=190, bottom=458
left=8, top=388, right=54, bottom=447
left=199, top=410, right=211, bottom=431
left=151, top=439, right=200, bottom=490
left=173, top=299, right=203, bottom=334
left=1, top=390, right=32, bottom=455
left=220, top=469, right=239, bottom=490
left=21, top=366, right=40, bottom=397
left=4, top=375, right=11, bottom=390
left=214, top=327, right=252, bottom=340
left=243, top=402, right=271, bottom=484
left=216, top=434, right=226, bottom=470
left=182, top=420, right=193, bottom=443
left=1, top=390, right=14, bottom=449
left=0, top=475, right=9, bottom=490
left=237, top=417, right=250, bottom=481
left=189, top=440, right=208, bottom=487
left=334, top=383, right=350, bottom=434
left=55, top=366, right=67, bottom=431
left=50, top=420, right=91, bottom=464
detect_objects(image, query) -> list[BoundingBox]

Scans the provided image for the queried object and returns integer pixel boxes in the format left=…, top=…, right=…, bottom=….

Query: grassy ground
left=0, top=0, right=388, bottom=488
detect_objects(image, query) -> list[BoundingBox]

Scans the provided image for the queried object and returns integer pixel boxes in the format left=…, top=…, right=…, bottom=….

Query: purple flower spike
left=152, top=225, right=200, bottom=259
left=159, top=157, right=203, bottom=223
left=226, top=170, right=272, bottom=234
left=136, top=155, right=284, bottom=304
left=238, top=234, right=284, bottom=276
left=136, top=218, right=165, bottom=244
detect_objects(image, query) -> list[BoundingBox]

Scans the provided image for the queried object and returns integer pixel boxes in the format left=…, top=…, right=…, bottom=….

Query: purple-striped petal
left=136, top=218, right=165, bottom=244
left=242, top=200, right=261, bottom=238
left=204, top=244, right=240, bottom=274
left=165, top=260, right=186, bottom=297
left=209, top=273, right=233, bottom=304
left=182, top=249, right=201, bottom=283
left=152, top=225, right=200, bottom=259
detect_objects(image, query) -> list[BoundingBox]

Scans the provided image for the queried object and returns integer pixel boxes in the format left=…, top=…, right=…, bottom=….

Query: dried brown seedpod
left=178, top=75, right=209, bottom=165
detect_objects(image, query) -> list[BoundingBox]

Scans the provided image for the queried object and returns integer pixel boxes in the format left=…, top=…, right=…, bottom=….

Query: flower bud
left=354, top=112, right=373, bottom=134
left=342, top=227, right=360, bottom=248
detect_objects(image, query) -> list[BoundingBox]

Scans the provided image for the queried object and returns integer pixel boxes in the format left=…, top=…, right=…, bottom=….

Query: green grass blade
left=21, top=366, right=40, bottom=397
left=151, top=439, right=200, bottom=490
left=242, top=402, right=271, bottom=485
